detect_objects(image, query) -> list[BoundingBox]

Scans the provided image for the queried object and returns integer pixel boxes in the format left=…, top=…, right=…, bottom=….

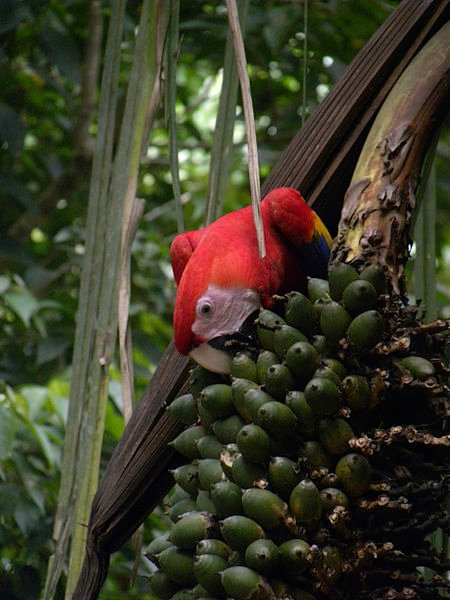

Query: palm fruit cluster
left=147, top=263, right=450, bottom=600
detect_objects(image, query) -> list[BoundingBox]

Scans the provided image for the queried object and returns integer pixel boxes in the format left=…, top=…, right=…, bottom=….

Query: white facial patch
left=192, top=284, right=260, bottom=341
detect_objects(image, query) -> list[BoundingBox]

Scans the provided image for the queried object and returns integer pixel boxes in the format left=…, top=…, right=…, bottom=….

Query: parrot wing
left=265, top=187, right=332, bottom=279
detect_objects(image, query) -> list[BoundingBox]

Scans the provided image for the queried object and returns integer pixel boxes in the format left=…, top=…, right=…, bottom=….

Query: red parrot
left=171, top=187, right=332, bottom=373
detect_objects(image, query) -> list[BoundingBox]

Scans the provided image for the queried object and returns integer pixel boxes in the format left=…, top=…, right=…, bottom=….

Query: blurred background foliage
left=0, top=0, right=448, bottom=598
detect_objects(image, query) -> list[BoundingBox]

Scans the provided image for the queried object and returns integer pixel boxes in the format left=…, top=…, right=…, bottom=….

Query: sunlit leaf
left=4, top=288, right=39, bottom=327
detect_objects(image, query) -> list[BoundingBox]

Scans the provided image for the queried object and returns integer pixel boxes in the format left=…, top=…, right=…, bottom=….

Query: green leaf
left=0, top=103, right=26, bottom=157
left=0, top=275, right=11, bottom=295
left=19, top=385, right=48, bottom=421
left=4, top=288, right=39, bottom=327
left=0, top=404, right=17, bottom=460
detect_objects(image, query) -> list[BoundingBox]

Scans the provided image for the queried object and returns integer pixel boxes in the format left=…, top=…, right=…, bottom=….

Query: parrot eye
left=198, top=300, right=214, bottom=317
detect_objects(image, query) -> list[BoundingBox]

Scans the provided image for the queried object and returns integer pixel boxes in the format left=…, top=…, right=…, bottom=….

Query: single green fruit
left=200, top=384, right=234, bottom=419
left=284, top=342, right=320, bottom=382
left=322, top=358, right=348, bottom=380
left=347, top=310, right=384, bottom=352
left=256, top=350, right=279, bottom=384
left=195, top=489, right=216, bottom=513
left=320, top=301, right=352, bottom=345
left=299, top=440, right=332, bottom=470
left=268, top=456, right=301, bottom=500
left=273, top=324, right=308, bottom=360
left=148, top=569, right=179, bottom=599
left=170, top=511, right=217, bottom=550
left=256, top=309, right=286, bottom=351
left=170, top=425, right=206, bottom=460
left=158, top=546, right=196, bottom=586
left=319, top=487, right=350, bottom=512
left=171, top=464, right=199, bottom=496
left=196, top=538, right=232, bottom=559
left=279, top=538, right=311, bottom=576
left=210, top=480, right=243, bottom=517
left=256, top=400, right=297, bottom=439
left=170, top=589, right=195, bottom=599
left=335, top=453, right=371, bottom=497
left=168, top=498, right=197, bottom=523
left=190, top=365, right=224, bottom=399
left=242, top=488, right=288, bottom=531
left=221, top=566, right=275, bottom=600
left=312, top=365, right=341, bottom=386
left=145, top=533, right=172, bottom=564
left=197, top=458, right=224, bottom=490
left=220, top=515, right=266, bottom=551
left=232, top=378, right=259, bottom=422
left=244, top=388, right=274, bottom=422
left=318, top=417, right=355, bottom=455
left=399, top=356, right=436, bottom=379
left=328, top=262, right=359, bottom=301
left=285, top=391, right=316, bottom=435
left=245, top=539, right=279, bottom=576
left=341, top=374, right=371, bottom=412
left=196, top=434, right=224, bottom=459
left=170, top=484, right=191, bottom=504
left=289, top=478, right=322, bottom=522
left=284, top=291, right=317, bottom=337
left=237, top=424, right=271, bottom=463
left=307, top=278, right=330, bottom=303
left=231, top=352, right=258, bottom=382
left=311, top=334, right=328, bottom=354
left=263, top=363, right=296, bottom=400
left=213, top=414, right=245, bottom=444
left=360, top=263, right=386, bottom=295
left=168, top=393, right=197, bottom=426
left=304, top=377, right=341, bottom=416
left=231, top=454, right=267, bottom=489
left=342, top=279, right=377, bottom=315
left=193, top=553, right=228, bottom=597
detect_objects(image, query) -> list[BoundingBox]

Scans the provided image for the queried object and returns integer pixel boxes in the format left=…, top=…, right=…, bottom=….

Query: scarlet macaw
left=171, top=187, right=332, bottom=373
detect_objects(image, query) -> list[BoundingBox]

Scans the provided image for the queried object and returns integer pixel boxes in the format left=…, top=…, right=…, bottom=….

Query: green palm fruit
left=342, top=279, right=377, bottom=315
left=359, top=263, right=386, bottom=295
left=196, top=538, right=232, bottom=559
left=231, top=352, right=258, bottom=381
left=310, top=334, right=328, bottom=354
left=341, top=374, right=371, bottom=412
left=169, top=498, right=197, bottom=522
left=213, top=414, right=245, bottom=444
left=170, top=511, right=217, bottom=550
left=171, top=484, right=191, bottom=504
left=200, top=384, right=234, bottom=419
left=328, top=262, right=359, bottom=301
left=245, top=539, right=279, bottom=576
left=219, top=443, right=238, bottom=479
left=170, top=425, right=207, bottom=460
left=322, top=545, right=342, bottom=581
left=335, top=453, right=371, bottom=497
left=300, top=440, right=333, bottom=470
left=318, top=417, right=355, bottom=455
left=284, top=291, right=317, bottom=337
left=304, top=377, right=341, bottom=416
left=312, top=365, right=341, bottom=386
left=244, top=388, right=274, bottom=422
left=256, top=350, right=279, bottom=384
left=192, top=583, right=210, bottom=598
left=273, top=324, right=308, bottom=360
left=170, top=590, right=194, bottom=599
left=322, top=358, right=348, bottom=380
left=193, top=553, right=228, bottom=597
left=347, top=310, right=384, bottom=351
left=285, top=391, right=316, bottom=435
left=307, top=277, right=330, bottom=302
left=220, top=515, right=266, bottom=551
left=268, top=456, right=301, bottom=499
left=231, top=454, right=267, bottom=488
left=320, top=301, right=352, bottom=345
left=210, top=480, right=243, bottom=517
left=237, top=424, right=271, bottom=463
left=263, top=364, right=296, bottom=400
left=148, top=569, right=179, bottom=599
left=221, top=566, right=275, bottom=600
left=195, top=490, right=216, bottom=513
left=197, top=458, right=224, bottom=490
left=232, top=377, right=259, bottom=421
left=278, top=538, right=311, bottom=576
left=168, top=393, right=198, bottom=426
left=171, top=464, right=199, bottom=496
left=289, top=477, right=322, bottom=522
left=284, top=342, right=320, bottom=382
left=256, top=309, right=286, bottom=351
left=190, top=365, right=224, bottom=399
left=145, top=533, right=172, bottom=563
left=319, top=487, right=350, bottom=512
left=196, top=434, right=223, bottom=459
left=158, top=546, right=196, bottom=586
left=197, top=400, right=216, bottom=431
left=399, top=355, right=436, bottom=379
left=242, top=488, right=289, bottom=531
left=256, top=400, right=297, bottom=439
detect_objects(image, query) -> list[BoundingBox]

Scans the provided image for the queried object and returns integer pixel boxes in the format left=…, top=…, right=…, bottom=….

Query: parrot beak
left=188, top=310, right=259, bottom=374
